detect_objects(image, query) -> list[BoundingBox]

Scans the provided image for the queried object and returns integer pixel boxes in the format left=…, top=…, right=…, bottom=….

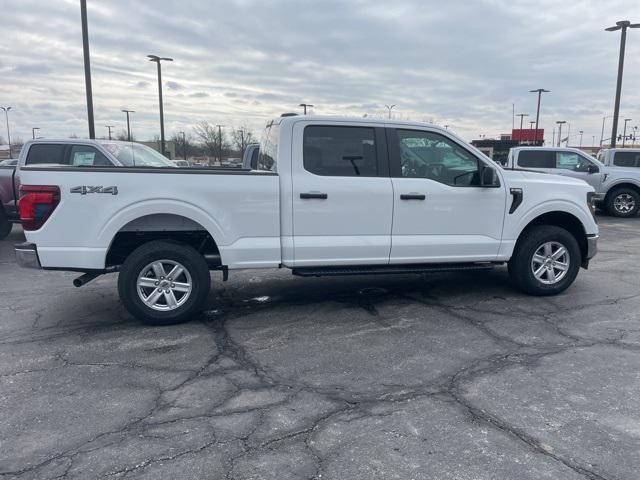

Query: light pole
left=515, top=113, right=528, bottom=144
left=178, top=131, right=187, bottom=160
left=121, top=109, right=134, bottom=141
left=556, top=121, right=566, bottom=147
left=105, top=125, right=114, bottom=140
left=299, top=103, right=314, bottom=115
left=529, top=121, right=535, bottom=144
left=0, top=106, right=12, bottom=157
left=605, top=20, right=639, bottom=147
left=633, top=126, right=638, bottom=147
left=385, top=104, right=396, bottom=119
left=32, top=127, right=40, bottom=139
left=148, top=54, right=173, bottom=156
left=622, top=118, right=632, bottom=147
left=592, top=135, right=596, bottom=147
left=552, top=128, right=556, bottom=146
left=530, top=89, right=550, bottom=144
left=579, top=130, right=584, bottom=147
left=216, top=124, right=224, bottom=163
left=80, top=0, right=95, bottom=139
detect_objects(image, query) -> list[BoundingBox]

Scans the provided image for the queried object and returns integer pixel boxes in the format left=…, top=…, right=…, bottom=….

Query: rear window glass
left=613, top=151, right=640, bottom=168
left=258, top=123, right=279, bottom=172
left=25, top=144, right=67, bottom=165
left=517, top=150, right=556, bottom=168
left=303, top=125, right=377, bottom=177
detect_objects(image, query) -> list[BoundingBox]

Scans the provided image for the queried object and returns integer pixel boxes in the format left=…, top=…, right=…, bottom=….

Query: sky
left=1, top=0, right=638, bottom=146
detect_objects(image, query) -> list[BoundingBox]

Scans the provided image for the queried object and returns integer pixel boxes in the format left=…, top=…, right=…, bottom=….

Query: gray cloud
left=165, top=81, right=184, bottom=91
left=2, top=0, right=638, bottom=144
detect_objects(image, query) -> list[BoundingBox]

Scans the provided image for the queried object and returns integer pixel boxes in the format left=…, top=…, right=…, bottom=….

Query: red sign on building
left=512, top=129, right=544, bottom=142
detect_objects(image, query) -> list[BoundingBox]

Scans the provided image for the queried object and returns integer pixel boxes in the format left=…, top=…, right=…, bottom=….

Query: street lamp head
left=0, top=106, right=11, bottom=112
left=556, top=120, right=566, bottom=125
left=147, top=55, right=173, bottom=62
left=121, top=109, right=135, bottom=113
left=529, top=89, right=550, bottom=93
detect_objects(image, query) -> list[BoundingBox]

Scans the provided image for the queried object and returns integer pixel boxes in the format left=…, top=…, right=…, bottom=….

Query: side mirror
left=480, top=165, right=500, bottom=187
left=587, top=164, right=599, bottom=174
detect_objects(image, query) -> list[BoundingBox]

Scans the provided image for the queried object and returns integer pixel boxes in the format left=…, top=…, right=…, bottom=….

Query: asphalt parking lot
left=1, top=215, right=639, bottom=480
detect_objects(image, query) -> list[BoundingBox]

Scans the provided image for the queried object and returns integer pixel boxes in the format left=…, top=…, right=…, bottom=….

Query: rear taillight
left=19, top=185, right=61, bottom=231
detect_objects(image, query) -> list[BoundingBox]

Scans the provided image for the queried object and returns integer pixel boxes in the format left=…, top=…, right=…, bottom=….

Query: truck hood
left=502, top=169, right=593, bottom=190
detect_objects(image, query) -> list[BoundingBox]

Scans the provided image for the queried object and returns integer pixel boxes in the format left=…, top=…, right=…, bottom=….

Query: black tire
left=118, top=240, right=210, bottom=325
left=0, top=211, right=12, bottom=240
left=606, top=187, right=640, bottom=218
left=508, top=225, right=581, bottom=296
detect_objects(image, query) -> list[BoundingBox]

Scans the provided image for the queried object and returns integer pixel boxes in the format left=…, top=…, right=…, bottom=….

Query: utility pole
left=216, top=124, right=224, bottom=163
left=385, top=104, right=396, bottom=119
left=529, top=121, right=535, bottom=145
left=32, top=127, right=40, bottom=139
left=299, top=103, right=314, bottom=115
left=605, top=20, right=639, bottom=147
left=622, top=118, right=632, bottom=147
left=0, top=107, right=11, bottom=157
left=105, top=125, right=114, bottom=140
left=515, top=113, right=528, bottom=145
left=529, top=89, right=550, bottom=145
left=178, top=131, right=187, bottom=160
left=80, top=0, right=95, bottom=139
left=148, top=55, right=173, bottom=156
left=556, top=121, right=566, bottom=147
left=121, top=109, right=134, bottom=141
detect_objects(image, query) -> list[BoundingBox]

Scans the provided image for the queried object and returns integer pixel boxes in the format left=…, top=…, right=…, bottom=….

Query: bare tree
left=230, top=126, right=255, bottom=154
left=193, top=121, right=218, bottom=157
left=115, top=129, right=135, bottom=141
left=170, top=132, right=198, bottom=159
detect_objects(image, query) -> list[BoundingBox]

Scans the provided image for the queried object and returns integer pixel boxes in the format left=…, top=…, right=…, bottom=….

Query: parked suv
left=508, top=147, right=640, bottom=217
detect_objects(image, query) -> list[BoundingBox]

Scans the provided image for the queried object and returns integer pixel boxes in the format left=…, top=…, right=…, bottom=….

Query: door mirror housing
left=480, top=165, right=500, bottom=187
left=587, top=164, right=599, bottom=174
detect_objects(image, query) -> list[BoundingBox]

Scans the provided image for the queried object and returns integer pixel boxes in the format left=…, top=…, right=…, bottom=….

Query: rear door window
left=517, top=150, right=556, bottom=168
left=25, top=144, right=67, bottom=165
left=303, top=125, right=377, bottom=177
left=68, top=145, right=113, bottom=166
left=613, top=151, right=640, bottom=168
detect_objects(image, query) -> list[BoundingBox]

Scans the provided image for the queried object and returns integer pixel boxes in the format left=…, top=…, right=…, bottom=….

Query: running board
left=292, top=262, right=500, bottom=277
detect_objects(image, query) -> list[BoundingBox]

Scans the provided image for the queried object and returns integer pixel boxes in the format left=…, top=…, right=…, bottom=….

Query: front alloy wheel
left=508, top=225, right=580, bottom=296
left=607, top=188, right=639, bottom=218
left=613, top=193, right=635, bottom=215
left=530, top=241, right=570, bottom=285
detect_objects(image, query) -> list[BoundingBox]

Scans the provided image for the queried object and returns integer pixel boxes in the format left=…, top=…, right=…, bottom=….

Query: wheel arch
left=605, top=182, right=640, bottom=199
left=103, top=211, right=223, bottom=268
left=514, top=211, right=588, bottom=260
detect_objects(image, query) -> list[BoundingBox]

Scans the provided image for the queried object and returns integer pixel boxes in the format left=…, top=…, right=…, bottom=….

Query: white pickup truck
left=508, top=146, right=640, bottom=217
left=15, top=117, right=598, bottom=325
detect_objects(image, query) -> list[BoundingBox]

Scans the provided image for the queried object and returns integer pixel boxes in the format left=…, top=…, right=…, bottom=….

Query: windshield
left=101, top=143, right=176, bottom=167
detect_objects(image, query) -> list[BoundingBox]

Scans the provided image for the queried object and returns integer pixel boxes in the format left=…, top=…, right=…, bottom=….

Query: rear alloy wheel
left=118, top=241, right=210, bottom=325
left=607, top=188, right=639, bottom=218
left=508, top=225, right=580, bottom=296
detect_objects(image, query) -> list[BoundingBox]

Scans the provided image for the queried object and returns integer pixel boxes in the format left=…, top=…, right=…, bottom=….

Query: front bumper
left=14, top=242, right=42, bottom=269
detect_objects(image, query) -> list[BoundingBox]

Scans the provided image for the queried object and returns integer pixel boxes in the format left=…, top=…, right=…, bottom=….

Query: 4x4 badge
left=70, top=186, right=118, bottom=195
